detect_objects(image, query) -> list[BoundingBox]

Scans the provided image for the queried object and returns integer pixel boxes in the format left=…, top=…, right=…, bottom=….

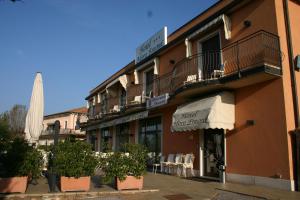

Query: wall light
left=246, top=120, right=255, bottom=126
left=244, top=20, right=252, bottom=28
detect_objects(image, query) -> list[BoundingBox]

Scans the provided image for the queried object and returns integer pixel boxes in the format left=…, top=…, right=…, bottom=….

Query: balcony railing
left=154, top=30, right=282, bottom=94
left=88, top=30, right=282, bottom=121
left=41, top=128, right=83, bottom=135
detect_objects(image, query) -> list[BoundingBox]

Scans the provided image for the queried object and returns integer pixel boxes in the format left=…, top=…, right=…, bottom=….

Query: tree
left=7, top=104, right=27, bottom=136
left=0, top=111, right=10, bottom=137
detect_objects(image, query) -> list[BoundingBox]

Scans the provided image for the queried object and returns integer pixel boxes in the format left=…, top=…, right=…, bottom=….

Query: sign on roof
left=135, top=27, right=167, bottom=64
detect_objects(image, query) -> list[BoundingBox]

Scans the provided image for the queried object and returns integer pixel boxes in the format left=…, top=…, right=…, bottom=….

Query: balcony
left=126, top=84, right=143, bottom=107
left=154, top=30, right=282, bottom=98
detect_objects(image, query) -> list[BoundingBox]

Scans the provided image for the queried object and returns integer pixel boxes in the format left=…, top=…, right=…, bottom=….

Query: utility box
left=295, top=55, right=300, bottom=70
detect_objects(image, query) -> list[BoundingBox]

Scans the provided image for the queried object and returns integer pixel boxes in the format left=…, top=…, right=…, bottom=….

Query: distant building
left=39, top=107, right=87, bottom=145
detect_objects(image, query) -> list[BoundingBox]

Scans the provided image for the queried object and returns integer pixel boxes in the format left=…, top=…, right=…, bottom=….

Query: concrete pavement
left=1, top=172, right=300, bottom=199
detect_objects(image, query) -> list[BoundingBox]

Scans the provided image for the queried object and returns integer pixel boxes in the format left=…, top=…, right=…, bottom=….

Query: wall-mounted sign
left=135, top=27, right=167, bottom=64
left=147, top=93, right=169, bottom=109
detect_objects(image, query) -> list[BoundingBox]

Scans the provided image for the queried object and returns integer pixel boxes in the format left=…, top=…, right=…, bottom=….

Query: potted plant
left=50, top=140, right=97, bottom=192
left=0, top=138, right=43, bottom=193
left=100, top=143, right=147, bottom=190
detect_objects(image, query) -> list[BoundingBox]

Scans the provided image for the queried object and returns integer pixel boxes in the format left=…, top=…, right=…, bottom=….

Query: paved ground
left=1, top=172, right=300, bottom=199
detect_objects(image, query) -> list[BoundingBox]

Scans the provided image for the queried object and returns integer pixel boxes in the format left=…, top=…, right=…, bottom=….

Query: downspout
left=283, top=0, right=300, bottom=191
left=283, top=0, right=300, bottom=128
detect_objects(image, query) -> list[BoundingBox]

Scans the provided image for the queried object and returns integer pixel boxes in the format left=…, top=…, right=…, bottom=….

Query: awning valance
left=99, top=111, right=148, bottom=129
left=172, top=92, right=235, bottom=132
left=106, top=74, right=128, bottom=91
left=187, top=14, right=231, bottom=40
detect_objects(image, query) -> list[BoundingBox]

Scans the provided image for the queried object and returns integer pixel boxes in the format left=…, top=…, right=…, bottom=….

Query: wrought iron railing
left=89, top=30, right=282, bottom=120
left=126, top=84, right=143, bottom=106
left=41, top=129, right=82, bottom=135
left=154, top=30, right=282, bottom=94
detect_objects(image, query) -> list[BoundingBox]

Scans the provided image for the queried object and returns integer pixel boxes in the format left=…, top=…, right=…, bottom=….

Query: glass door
left=200, top=34, right=221, bottom=80
left=203, top=129, right=224, bottom=178
left=139, top=117, right=162, bottom=162
left=116, top=123, right=130, bottom=151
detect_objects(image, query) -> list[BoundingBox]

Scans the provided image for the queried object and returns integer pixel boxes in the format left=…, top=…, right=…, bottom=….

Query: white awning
left=99, top=111, right=148, bottom=129
left=187, top=14, right=231, bottom=40
left=105, top=75, right=129, bottom=97
left=172, top=92, right=235, bottom=132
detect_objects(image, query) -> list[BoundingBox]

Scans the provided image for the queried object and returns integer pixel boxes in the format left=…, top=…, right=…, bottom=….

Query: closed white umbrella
left=25, top=72, right=44, bottom=144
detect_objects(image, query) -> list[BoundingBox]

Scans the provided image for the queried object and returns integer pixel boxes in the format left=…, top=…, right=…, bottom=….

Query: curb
left=0, top=189, right=159, bottom=199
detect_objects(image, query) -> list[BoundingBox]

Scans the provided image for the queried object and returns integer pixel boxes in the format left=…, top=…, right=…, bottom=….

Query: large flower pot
left=60, top=176, right=90, bottom=192
left=0, top=176, right=28, bottom=193
left=116, top=176, right=143, bottom=190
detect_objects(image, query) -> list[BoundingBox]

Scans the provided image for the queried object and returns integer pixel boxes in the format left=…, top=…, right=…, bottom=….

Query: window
left=145, top=68, right=154, bottom=97
left=116, top=123, right=130, bottom=151
left=100, top=92, right=107, bottom=114
left=120, top=88, right=126, bottom=108
left=65, top=121, right=67, bottom=129
left=101, top=128, right=112, bottom=152
left=139, top=117, right=162, bottom=159
left=89, top=132, right=97, bottom=151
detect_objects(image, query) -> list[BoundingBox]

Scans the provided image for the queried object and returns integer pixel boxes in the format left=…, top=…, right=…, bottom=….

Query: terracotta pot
left=60, top=176, right=90, bottom=192
left=116, top=176, right=143, bottom=190
left=0, top=176, right=28, bottom=193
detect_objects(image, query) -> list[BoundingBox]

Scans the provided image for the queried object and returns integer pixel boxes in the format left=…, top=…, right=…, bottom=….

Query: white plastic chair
left=179, top=154, right=195, bottom=177
left=161, top=154, right=175, bottom=174
left=152, top=155, right=165, bottom=174
left=184, top=74, right=197, bottom=85
left=131, top=96, right=142, bottom=104
left=169, top=154, right=183, bottom=175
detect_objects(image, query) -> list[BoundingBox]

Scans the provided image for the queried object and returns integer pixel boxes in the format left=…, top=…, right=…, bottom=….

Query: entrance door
left=139, top=117, right=162, bottom=163
left=203, top=129, right=224, bottom=178
left=200, top=34, right=221, bottom=80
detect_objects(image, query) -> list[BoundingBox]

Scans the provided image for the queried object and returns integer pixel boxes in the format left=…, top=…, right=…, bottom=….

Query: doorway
left=202, top=129, right=224, bottom=179
left=198, top=33, right=221, bottom=80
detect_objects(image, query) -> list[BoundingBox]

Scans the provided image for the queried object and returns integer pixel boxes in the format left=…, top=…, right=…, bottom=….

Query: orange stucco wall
left=272, top=0, right=300, bottom=180
left=161, top=106, right=200, bottom=170
left=159, top=43, right=186, bottom=75
left=226, top=79, right=290, bottom=179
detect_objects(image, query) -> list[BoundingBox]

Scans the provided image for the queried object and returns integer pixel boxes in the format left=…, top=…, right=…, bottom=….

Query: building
left=40, top=107, right=87, bottom=145
left=82, top=0, right=300, bottom=191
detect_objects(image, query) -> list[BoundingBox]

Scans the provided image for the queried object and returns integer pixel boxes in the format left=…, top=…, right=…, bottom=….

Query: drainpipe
left=283, top=0, right=300, bottom=128
left=283, top=0, right=300, bottom=191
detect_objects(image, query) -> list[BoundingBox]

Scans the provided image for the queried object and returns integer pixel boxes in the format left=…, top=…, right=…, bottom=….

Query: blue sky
left=0, top=0, right=217, bottom=115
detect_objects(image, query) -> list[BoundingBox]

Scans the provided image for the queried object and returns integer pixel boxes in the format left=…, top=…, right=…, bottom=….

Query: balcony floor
left=172, top=64, right=281, bottom=100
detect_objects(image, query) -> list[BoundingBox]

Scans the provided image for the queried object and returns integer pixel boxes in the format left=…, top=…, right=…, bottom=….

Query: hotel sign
left=147, top=93, right=169, bottom=109
left=135, top=27, right=167, bottom=64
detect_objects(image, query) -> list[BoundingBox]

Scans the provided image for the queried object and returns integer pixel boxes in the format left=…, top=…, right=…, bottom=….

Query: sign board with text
left=135, top=27, right=167, bottom=64
left=146, top=93, right=169, bottom=109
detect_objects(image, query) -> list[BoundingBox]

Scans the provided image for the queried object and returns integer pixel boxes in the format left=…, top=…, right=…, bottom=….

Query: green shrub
left=0, top=138, right=43, bottom=179
left=100, top=143, right=148, bottom=183
left=50, top=140, right=97, bottom=178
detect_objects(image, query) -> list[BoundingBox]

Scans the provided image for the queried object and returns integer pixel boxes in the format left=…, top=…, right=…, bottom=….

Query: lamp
left=244, top=20, right=251, bottom=27
left=169, top=59, right=175, bottom=64
left=246, top=120, right=255, bottom=126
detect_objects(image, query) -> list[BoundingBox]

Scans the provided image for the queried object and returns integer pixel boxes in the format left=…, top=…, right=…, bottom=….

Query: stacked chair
left=153, top=153, right=195, bottom=177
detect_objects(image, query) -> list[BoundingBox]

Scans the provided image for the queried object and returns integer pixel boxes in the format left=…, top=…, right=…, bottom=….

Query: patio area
left=1, top=172, right=300, bottom=200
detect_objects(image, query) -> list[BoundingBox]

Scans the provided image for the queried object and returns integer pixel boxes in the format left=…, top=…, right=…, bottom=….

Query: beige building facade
left=40, top=107, right=87, bottom=145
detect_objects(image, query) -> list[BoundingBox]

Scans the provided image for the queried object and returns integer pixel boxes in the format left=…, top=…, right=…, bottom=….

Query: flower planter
left=60, top=176, right=90, bottom=192
left=0, top=176, right=28, bottom=193
left=116, top=176, right=143, bottom=190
